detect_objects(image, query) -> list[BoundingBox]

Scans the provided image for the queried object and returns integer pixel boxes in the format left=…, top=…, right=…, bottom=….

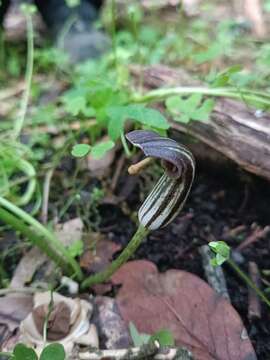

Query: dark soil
left=99, top=160, right=270, bottom=359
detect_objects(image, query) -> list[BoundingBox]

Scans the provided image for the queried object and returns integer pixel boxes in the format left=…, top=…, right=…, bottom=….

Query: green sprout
left=209, top=241, right=270, bottom=308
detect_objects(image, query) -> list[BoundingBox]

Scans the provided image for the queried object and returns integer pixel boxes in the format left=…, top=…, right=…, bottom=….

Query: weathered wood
left=199, top=245, right=231, bottom=302
left=131, top=65, right=270, bottom=181
left=248, top=262, right=262, bottom=320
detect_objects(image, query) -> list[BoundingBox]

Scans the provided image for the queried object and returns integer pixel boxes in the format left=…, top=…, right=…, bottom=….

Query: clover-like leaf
left=166, top=94, right=215, bottom=124
left=108, top=105, right=169, bottom=141
left=40, top=343, right=65, bottom=360
left=71, top=144, right=91, bottom=158
left=91, top=140, right=115, bottom=159
left=13, top=344, right=38, bottom=360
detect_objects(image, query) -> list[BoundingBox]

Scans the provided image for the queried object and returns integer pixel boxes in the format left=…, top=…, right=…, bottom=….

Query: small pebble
left=61, top=276, right=79, bottom=295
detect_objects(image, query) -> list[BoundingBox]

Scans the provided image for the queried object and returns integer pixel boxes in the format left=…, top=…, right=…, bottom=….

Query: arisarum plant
left=81, top=130, right=195, bottom=289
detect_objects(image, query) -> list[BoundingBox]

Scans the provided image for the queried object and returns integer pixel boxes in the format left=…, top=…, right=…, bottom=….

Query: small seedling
left=129, top=322, right=175, bottom=347
left=209, top=241, right=270, bottom=308
left=209, top=241, right=230, bottom=266
left=0, top=343, right=65, bottom=360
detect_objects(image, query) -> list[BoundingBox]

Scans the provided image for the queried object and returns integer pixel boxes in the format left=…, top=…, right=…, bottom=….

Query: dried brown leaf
left=112, top=260, right=257, bottom=360
left=0, top=295, right=33, bottom=332
left=32, top=301, right=71, bottom=341
left=55, top=218, right=84, bottom=248
left=10, top=248, right=48, bottom=288
left=80, top=238, right=121, bottom=275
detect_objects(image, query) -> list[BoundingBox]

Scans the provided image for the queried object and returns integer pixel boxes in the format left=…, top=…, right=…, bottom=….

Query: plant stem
left=228, top=258, right=270, bottom=308
left=111, top=0, right=119, bottom=78
left=132, top=86, right=270, bottom=108
left=0, top=196, right=83, bottom=280
left=81, top=224, right=150, bottom=289
left=13, top=12, right=34, bottom=140
left=43, top=289, right=54, bottom=345
left=121, top=131, right=131, bottom=157
left=0, top=207, right=70, bottom=274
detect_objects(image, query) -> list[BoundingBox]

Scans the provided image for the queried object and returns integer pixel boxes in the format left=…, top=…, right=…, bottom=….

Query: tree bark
left=131, top=65, right=270, bottom=182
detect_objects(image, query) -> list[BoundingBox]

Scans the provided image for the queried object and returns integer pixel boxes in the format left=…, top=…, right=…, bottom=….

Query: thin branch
left=13, top=13, right=34, bottom=140
left=41, top=168, right=54, bottom=224
left=79, top=344, right=193, bottom=360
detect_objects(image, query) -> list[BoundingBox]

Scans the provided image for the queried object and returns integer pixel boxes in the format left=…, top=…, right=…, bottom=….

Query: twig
left=248, top=262, right=262, bottom=320
left=41, top=168, right=54, bottom=224
left=79, top=344, right=193, bottom=360
left=23, top=119, right=97, bottom=135
left=237, top=225, right=270, bottom=251
left=111, top=154, right=126, bottom=191
left=199, top=245, right=231, bottom=302
left=13, top=11, right=34, bottom=140
left=0, top=82, right=25, bottom=102
left=228, top=258, right=270, bottom=308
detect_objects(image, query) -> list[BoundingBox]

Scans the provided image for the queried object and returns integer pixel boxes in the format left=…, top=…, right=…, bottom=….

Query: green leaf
left=166, top=95, right=214, bottom=124
left=209, top=241, right=219, bottom=250
left=129, top=322, right=151, bottom=347
left=209, top=241, right=231, bottom=267
left=107, top=105, right=169, bottom=141
left=40, top=344, right=65, bottom=360
left=192, top=99, right=215, bottom=122
left=211, top=65, right=242, bottom=87
left=20, top=3, right=37, bottom=14
left=125, top=105, right=169, bottom=129
left=91, top=140, right=115, bottom=159
left=107, top=107, right=127, bottom=141
left=150, top=329, right=175, bottom=347
left=13, top=344, right=38, bottom=360
left=194, top=42, right=223, bottom=64
left=216, top=253, right=227, bottom=266
left=67, top=239, right=84, bottom=258
left=210, top=241, right=230, bottom=258
left=71, top=144, right=91, bottom=158
left=185, top=93, right=203, bottom=109
left=61, top=89, right=89, bottom=116
left=210, top=258, right=218, bottom=267
left=65, top=0, right=80, bottom=7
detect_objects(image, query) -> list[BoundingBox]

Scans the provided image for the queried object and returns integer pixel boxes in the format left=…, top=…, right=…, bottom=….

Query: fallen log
left=131, top=65, right=270, bottom=181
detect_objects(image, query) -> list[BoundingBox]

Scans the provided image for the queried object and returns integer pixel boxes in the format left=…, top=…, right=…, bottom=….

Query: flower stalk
left=81, top=224, right=149, bottom=289
left=81, top=130, right=195, bottom=289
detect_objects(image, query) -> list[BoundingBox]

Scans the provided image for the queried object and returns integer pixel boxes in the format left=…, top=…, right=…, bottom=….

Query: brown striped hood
left=126, top=130, right=195, bottom=230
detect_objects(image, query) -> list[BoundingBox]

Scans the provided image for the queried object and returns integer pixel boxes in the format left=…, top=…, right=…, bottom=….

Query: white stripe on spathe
left=126, top=130, right=196, bottom=231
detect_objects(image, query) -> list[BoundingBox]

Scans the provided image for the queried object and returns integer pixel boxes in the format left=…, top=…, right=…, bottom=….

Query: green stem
left=121, top=131, right=132, bottom=157
left=0, top=197, right=83, bottom=280
left=13, top=13, right=34, bottom=139
left=111, top=0, right=119, bottom=77
left=132, top=86, right=270, bottom=108
left=43, top=289, right=54, bottom=345
left=0, top=207, right=71, bottom=275
left=81, top=224, right=150, bottom=289
left=228, top=258, right=270, bottom=308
